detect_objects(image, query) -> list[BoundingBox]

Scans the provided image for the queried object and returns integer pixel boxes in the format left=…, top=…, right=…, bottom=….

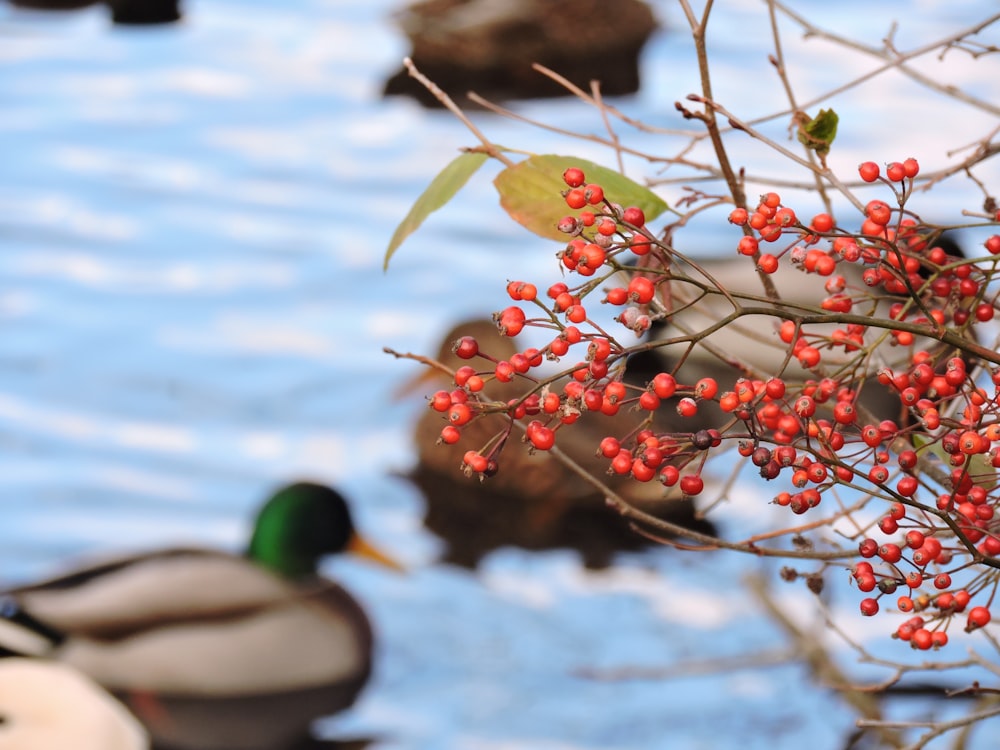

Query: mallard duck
left=0, top=482, right=399, bottom=750
left=0, top=658, right=148, bottom=750
left=383, top=0, right=657, bottom=106
left=400, top=318, right=716, bottom=569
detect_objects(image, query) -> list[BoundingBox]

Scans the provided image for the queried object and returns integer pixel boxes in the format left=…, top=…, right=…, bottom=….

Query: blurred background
left=1, top=0, right=998, bottom=748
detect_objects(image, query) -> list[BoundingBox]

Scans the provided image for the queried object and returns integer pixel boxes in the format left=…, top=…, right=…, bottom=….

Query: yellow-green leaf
left=384, top=151, right=490, bottom=270
left=494, top=155, right=668, bottom=241
left=795, top=108, right=838, bottom=160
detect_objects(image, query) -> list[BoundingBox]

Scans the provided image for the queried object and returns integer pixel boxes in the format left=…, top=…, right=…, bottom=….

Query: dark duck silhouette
left=384, top=0, right=658, bottom=106
left=399, top=318, right=717, bottom=569
left=6, top=0, right=181, bottom=25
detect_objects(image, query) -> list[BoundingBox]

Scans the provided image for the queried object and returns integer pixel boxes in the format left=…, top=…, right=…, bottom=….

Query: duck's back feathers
left=5, top=548, right=372, bottom=696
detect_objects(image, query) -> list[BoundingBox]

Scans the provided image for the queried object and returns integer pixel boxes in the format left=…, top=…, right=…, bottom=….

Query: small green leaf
left=910, top=434, right=997, bottom=492
left=494, top=155, right=668, bottom=241
left=965, top=453, right=998, bottom=491
left=384, top=151, right=490, bottom=270
left=795, top=108, right=838, bottom=166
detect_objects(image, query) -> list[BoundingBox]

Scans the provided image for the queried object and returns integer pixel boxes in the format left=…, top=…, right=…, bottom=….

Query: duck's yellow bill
left=347, top=533, right=406, bottom=573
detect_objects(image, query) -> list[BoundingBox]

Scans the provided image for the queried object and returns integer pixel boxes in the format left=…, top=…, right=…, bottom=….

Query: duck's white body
left=0, top=658, right=148, bottom=750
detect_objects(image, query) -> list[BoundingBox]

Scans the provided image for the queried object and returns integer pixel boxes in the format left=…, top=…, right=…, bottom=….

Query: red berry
left=757, top=254, right=779, bottom=274
left=737, top=236, right=759, bottom=256
left=810, top=213, right=834, bottom=233
left=797, top=346, right=821, bottom=369
left=599, top=437, right=621, bottom=458
left=959, top=430, right=985, bottom=454
left=858, top=162, right=880, bottom=182
left=728, top=207, right=749, bottom=225
left=902, top=158, right=919, bottom=178
left=622, top=206, right=645, bottom=226
left=911, top=628, right=933, bottom=650
left=547, top=282, right=568, bottom=299
left=879, top=516, right=898, bottom=535
left=463, top=451, right=488, bottom=473
left=864, top=200, right=892, bottom=226
left=583, top=184, right=604, bottom=205
left=631, top=458, right=656, bottom=482
left=639, top=390, right=661, bottom=411
left=565, top=188, right=587, bottom=209
left=859, top=538, right=879, bottom=558
left=497, top=306, right=526, bottom=336
left=774, top=206, right=796, bottom=227
left=454, top=336, right=480, bottom=360
left=885, top=161, right=906, bottom=182
left=578, top=243, right=606, bottom=273
left=605, top=287, right=628, bottom=306
left=627, top=276, right=656, bottom=304
left=562, top=167, right=585, bottom=187
left=629, top=234, right=652, bottom=255
left=448, top=403, right=473, bottom=426
left=878, top=543, right=902, bottom=563
left=652, top=372, right=677, bottom=399
left=764, top=378, right=785, bottom=399
left=494, top=360, right=515, bottom=383
left=695, top=377, right=718, bottom=399
left=430, top=390, right=453, bottom=412
left=760, top=192, right=781, bottom=209
left=676, top=397, right=698, bottom=418
left=679, top=474, right=704, bottom=495
left=529, top=424, right=556, bottom=451
left=967, top=606, right=992, bottom=630
left=859, top=598, right=879, bottom=616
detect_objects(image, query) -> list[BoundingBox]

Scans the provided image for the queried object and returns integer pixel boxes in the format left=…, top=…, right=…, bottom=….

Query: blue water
left=1, top=1, right=998, bottom=748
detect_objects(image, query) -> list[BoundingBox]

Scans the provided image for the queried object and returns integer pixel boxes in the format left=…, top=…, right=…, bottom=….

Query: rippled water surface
left=1, top=1, right=998, bottom=748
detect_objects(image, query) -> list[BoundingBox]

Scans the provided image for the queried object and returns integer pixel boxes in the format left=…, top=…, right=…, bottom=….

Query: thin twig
left=402, top=58, right=515, bottom=168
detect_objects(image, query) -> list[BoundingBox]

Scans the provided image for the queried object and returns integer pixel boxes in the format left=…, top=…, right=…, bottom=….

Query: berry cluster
left=419, top=160, right=999, bottom=647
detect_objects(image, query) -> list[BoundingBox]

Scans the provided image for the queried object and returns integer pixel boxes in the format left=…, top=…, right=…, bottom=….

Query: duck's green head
left=247, top=482, right=400, bottom=579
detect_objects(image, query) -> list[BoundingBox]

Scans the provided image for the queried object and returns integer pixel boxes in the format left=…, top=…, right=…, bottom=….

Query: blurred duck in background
left=0, top=658, right=148, bottom=750
left=384, top=0, right=657, bottom=106
left=0, top=482, right=399, bottom=750
left=5, top=0, right=181, bottom=24
left=625, top=236, right=971, bottom=426
left=400, top=318, right=716, bottom=570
